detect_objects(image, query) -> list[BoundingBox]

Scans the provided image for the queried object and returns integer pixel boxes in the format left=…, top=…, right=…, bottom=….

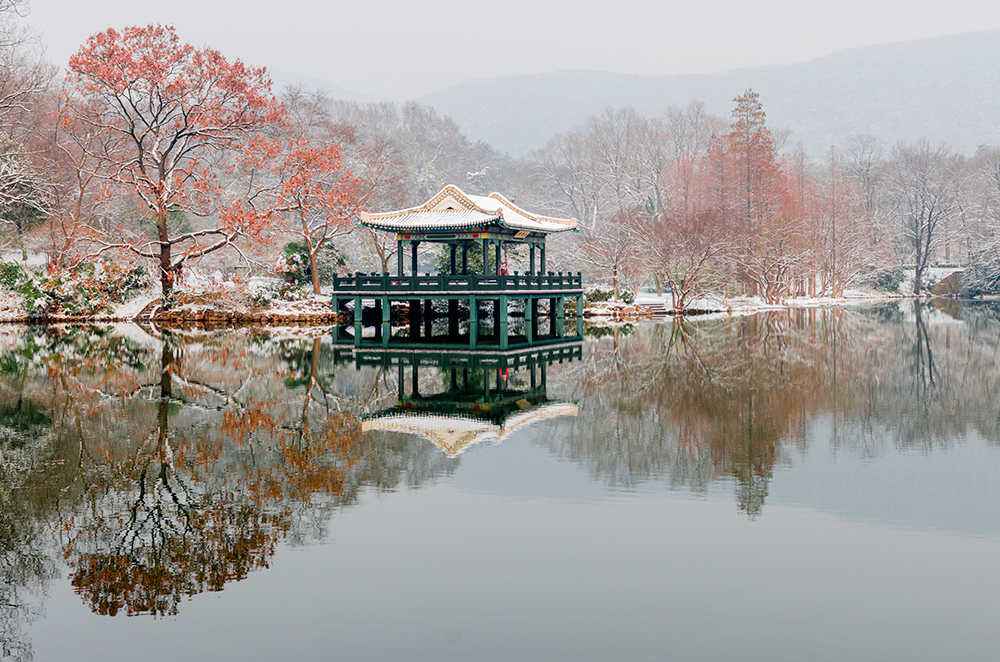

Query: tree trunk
left=309, top=249, right=322, bottom=295
left=158, top=209, right=174, bottom=297
left=159, top=242, right=174, bottom=296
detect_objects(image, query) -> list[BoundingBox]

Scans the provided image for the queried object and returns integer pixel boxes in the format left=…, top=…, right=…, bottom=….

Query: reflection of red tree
left=57, top=336, right=362, bottom=617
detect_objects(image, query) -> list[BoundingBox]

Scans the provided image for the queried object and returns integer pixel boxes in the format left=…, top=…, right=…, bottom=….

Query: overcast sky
left=21, top=0, right=1000, bottom=99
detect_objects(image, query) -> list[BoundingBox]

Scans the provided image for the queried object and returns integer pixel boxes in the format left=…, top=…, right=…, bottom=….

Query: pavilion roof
left=360, top=403, right=578, bottom=457
left=359, top=185, right=577, bottom=235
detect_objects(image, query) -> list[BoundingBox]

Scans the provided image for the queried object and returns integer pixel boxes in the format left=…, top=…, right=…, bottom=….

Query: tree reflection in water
left=552, top=302, right=1000, bottom=516
left=1, top=302, right=1000, bottom=644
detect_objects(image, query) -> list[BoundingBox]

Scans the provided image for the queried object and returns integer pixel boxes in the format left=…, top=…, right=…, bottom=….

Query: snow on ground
left=634, top=288, right=899, bottom=317
left=0, top=289, right=21, bottom=321
left=898, top=266, right=963, bottom=294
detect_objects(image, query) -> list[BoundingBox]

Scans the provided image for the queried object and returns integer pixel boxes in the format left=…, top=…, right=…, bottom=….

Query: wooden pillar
left=411, top=365, right=419, bottom=397
left=549, top=297, right=557, bottom=336
left=448, top=298, right=459, bottom=339
left=576, top=295, right=584, bottom=337
left=411, top=240, right=419, bottom=276
left=530, top=360, right=537, bottom=395
left=381, top=295, right=390, bottom=347
left=462, top=243, right=468, bottom=275
left=529, top=244, right=536, bottom=275
left=530, top=298, right=538, bottom=340
left=332, top=296, right=341, bottom=342
left=498, top=295, right=509, bottom=350
left=525, top=296, right=533, bottom=344
left=353, top=297, right=363, bottom=347
left=423, top=299, right=432, bottom=339
left=495, top=241, right=501, bottom=274
left=409, top=298, right=420, bottom=339
left=397, top=364, right=404, bottom=402
left=482, top=238, right=490, bottom=275
left=450, top=244, right=457, bottom=275
left=374, top=298, right=382, bottom=342
left=555, top=296, right=565, bottom=337
left=468, top=295, right=478, bottom=347
left=397, top=239, right=404, bottom=277
left=540, top=245, right=546, bottom=274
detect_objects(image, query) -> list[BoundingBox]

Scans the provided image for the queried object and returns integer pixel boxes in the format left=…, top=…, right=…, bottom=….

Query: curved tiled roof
left=361, top=403, right=579, bottom=457
left=359, top=185, right=577, bottom=234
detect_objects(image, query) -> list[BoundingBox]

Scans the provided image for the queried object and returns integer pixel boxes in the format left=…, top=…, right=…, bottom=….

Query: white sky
left=21, top=0, right=1000, bottom=99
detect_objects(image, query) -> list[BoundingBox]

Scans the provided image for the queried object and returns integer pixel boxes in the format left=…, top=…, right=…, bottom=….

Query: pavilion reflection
left=337, top=342, right=582, bottom=457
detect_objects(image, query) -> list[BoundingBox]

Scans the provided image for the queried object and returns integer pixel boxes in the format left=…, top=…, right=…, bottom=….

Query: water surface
left=3, top=301, right=1000, bottom=661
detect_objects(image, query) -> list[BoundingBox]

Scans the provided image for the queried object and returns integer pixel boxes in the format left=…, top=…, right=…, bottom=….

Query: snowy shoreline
left=2, top=279, right=991, bottom=327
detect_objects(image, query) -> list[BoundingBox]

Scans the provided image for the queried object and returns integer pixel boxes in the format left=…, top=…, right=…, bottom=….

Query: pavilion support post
left=530, top=298, right=538, bottom=340
left=374, top=298, right=383, bottom=342
left=397, top=239, right=403, bottom=277
left=450, top=245, right=457, bottom=275
left=555, top=296, right=565, bottom=337
left=448, top=298, right=459, bottom=339
left=353, top=297, right=363, bottom=348
left=529, top=244, right=536, bottom=276
left=576, top=295, right=584, bottom=337
left=495, top=242, right=501, bottom=275
left=530, top=360, right=537, bottom=396
left=411, top=241, right=419, bottom=277
left=540, top=362, right=547, bottom=392
left=468, top=296, right=478, bottom=347
left=540, top=245, right=546, bottom=274
left=409, top=299, right=420, bottom=340
left=381, top=295, right=391, bottom=347
left=462, top=243, right=468, bottom=275
left=498, top=295, right=509, bottom=350
left=424, top=299, right=433, bottom=339
left=484, top=365, right=490, bottom=401
left=332, top=296, right=341, bottom=342
left=412, top=365, right=420, bottom=397
left=549, top=297, right=557, bottom=337
left=525, top=296, right=534, bottom=344
left=397, top=364, right=404, bottom=402
left=482, top=238, right=490, bottom=275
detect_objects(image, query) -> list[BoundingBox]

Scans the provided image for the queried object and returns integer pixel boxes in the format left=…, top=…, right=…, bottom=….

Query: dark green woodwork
left=333, top=272, right=581, bottom=294
left=339, top=218, right=580, bottom=350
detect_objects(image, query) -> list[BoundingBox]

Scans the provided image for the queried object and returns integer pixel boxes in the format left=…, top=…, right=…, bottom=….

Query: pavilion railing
left=332, top=272, right=583, bottom=293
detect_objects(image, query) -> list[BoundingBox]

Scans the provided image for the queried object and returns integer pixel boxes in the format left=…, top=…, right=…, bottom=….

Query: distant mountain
left=269, top=70, right=390, bottom=104
left=419, top=30, right=1000, bottom=157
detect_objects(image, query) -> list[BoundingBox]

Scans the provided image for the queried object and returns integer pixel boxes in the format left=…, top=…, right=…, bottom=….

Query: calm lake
left=3, top=301, right=1000, bottom=661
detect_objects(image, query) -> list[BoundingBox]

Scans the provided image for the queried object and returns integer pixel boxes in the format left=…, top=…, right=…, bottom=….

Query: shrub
left=585, top=288, right=613, bottom=304
left=585, top=287, right=635, bottom=304
left=0, top=261, right=22, bottom=289
left=248, top=287, right=276, bottom=308
left=870, top=268, right=904, bottom=293
left=17, top=261, right=149, bottom=317
left=274, top=242, right=345, bottom=287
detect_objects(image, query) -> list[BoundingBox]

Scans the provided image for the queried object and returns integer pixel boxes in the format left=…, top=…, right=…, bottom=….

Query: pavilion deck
left=331, top=271, right=583, bottom=296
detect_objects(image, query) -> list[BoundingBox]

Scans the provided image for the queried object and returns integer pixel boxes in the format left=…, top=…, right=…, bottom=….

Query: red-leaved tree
left=270, top=137, right=361, bottom=294
left=62, top=25, right=283, bottom=296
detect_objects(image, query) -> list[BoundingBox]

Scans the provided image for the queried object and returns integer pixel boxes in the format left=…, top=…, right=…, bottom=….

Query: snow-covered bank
left=628, top=289, right=903, bottom=318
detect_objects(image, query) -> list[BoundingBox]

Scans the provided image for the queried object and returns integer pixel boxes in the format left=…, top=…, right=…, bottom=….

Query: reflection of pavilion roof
left=359, top=185, right=577, bottom=234
left=361, top=403, right=578, bottom=457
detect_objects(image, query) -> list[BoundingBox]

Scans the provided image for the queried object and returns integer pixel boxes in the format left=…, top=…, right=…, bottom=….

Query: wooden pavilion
left=332, top=185, right=583, bottom=349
